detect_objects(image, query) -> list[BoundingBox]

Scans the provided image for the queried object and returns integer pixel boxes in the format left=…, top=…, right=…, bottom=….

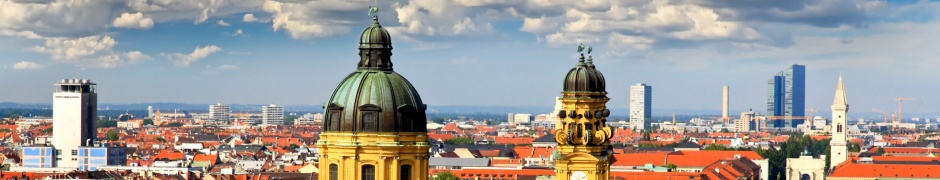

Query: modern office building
left=295, top=113, right=323, bottom=125
left=77, top=145, right=127, bottom=171
left=209, top=103, right=231, bottom=124
left=261, top=104, right=284, bottom=125
left=513, top=114, right=532, bottom=124
left=21, top=146, right=55, bottom=168
left=767, top=64, right=805, bottom=128
left=52, top=79, right=97, bottom=168
left=630, top=83, right=652, bottom=131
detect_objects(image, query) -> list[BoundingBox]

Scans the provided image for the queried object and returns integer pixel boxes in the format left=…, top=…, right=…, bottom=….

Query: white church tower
left=830, top=75, right=849, bottom=168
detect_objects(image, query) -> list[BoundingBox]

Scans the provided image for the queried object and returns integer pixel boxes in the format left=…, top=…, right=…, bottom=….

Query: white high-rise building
left=209, top=103, right=231, bottom=124
left=261, top=104, right=284, bottom=125
left=513, top=114, right=532, bottom=124
left=52, top=79, right=98, bottom=168
left=830, top=76, right=849, bottom=168
left=147, top=106, right=153, bottom=118
left=630, top=83, right=652, bottom=131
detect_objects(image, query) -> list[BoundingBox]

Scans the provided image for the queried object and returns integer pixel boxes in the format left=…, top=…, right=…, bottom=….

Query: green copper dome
left=359, top=17, right=392, bottom=49
left=563, top=54, right=606, bottom=93
left=321, top=14, right=427, bottom=133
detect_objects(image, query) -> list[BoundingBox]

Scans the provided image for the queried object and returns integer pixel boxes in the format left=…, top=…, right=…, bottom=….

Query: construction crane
left=896, top=97, right=914, bottom=126
left=871, top=109, right=895, bottom=124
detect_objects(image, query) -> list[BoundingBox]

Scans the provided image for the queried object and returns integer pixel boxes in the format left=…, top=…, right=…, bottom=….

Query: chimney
left=722, top=86, right=730, bottom=123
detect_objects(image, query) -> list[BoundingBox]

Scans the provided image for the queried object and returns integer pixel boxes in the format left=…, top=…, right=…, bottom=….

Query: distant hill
left=1, top=102, right=929, bottom=119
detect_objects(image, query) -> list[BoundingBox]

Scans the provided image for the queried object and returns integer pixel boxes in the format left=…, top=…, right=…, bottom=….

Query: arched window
left=362, top=165, right=376, bottom=180
left=837, top=123, right=843, bottom=133
left=400, top=165, right=412, bottom=180
left=329, top=164, right=338, bottom=180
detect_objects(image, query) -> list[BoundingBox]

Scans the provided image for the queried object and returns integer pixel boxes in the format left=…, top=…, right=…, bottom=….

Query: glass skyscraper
left=767, top=64, right=805, bottom=128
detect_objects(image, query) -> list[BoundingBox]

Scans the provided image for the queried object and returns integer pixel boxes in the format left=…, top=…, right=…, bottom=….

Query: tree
left=877, top=147, right=885, bottom=155
left=97, top=120, right=117, bottom=128
left=289, top=143, right=300, bottom=149
left=106, top=131, right=119, bottom=141
left=41, top=127, right=53, bottom=134
left=143, top=119, right=154, bottom=126
left=432, top=117, right=446, bottom=124
left=0, top=128, right=10, bottom=133
left=284, top=115, right=299, bottom=125
left=434, top=172, right=458, bottom=180
left=156, top=137, right=166, bottom=143
left=665, top=163, right=677, bottom=172
left=443, top=137, right=474, bottom=145
left=642, top=131, right=652, bottom=141
left=162, top=122, right=184, bottom=127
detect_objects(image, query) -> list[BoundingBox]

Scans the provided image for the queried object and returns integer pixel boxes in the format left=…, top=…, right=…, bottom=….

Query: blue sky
left=2, top=0, right=940, bottom=116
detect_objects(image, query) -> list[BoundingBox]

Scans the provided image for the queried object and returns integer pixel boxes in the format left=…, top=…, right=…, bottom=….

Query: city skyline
left=2, top=0, right=940, bottom=115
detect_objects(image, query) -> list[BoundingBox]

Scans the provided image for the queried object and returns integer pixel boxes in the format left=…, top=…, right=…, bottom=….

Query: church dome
left=321, top=15, right=426, bottom=133
left=359, top=17, right=392, bottom=49
left=563, top=54, right=606, bottom=93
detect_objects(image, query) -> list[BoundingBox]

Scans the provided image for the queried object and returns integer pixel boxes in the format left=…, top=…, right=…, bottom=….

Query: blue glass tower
left=767, top=64, right=805, bottom=129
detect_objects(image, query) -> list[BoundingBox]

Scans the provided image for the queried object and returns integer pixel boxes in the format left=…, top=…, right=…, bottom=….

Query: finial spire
left=586, top=46, right=595, bottom=68
left=833, top=74, right=847, bottom=106
left=369, top=6, right=379, bottom=18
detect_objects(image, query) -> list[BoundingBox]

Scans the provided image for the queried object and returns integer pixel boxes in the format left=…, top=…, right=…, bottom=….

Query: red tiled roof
left=153, top=150, right=185, bottom=161
left=612, top=171, right=706, bottom=180
left=193, top=154, right=218, bottom=165
left=830, top=157, right=940, bottom=178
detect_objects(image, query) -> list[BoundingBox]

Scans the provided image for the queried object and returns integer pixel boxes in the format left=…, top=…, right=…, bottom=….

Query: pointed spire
left=833, top=75, right=847, bottom=106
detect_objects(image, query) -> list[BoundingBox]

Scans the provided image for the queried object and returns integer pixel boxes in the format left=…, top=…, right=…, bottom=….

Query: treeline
left=755, top=134, right=831, bottom=180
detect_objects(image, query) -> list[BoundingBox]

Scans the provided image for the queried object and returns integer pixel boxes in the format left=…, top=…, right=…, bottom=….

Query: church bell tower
left=554, top=44, right=613, bottom=180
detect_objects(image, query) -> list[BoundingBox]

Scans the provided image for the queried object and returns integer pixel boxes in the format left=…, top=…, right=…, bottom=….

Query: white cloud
left=520, top=17, right=559, bottom=34
left=12, top=61, right=45, bottom=70
left=217, top=20, right=231, bottom=26
left=260, top=0, right=359, bottom=39
left=232, top=29, right=244, bottom=36
left=243, top=13, right=258, bottom=22
left=217, top=64, right=240, bottom=70
left=164, top=45, right=223, bottom=67
left=0, top=0, right=263, bottom=38
left=387, top=0, right=497, bottom=41
left=112, top=12, right=155, bottom=29
left=28, top=35, right=150, bottom=68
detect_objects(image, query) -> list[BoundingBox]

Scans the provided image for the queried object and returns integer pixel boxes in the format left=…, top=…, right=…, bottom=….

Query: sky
left=1, top=0, right=940, bottom=116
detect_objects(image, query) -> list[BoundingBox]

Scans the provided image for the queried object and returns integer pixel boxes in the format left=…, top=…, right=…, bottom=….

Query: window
left=398, top=105, right=416, bottom=131
left=327, top=103, right=343, bottom=131
left=329, top=164, right=338, bottom=180
left=72, top=150, right=78, bottom=156
left=362, top=165, right=376, bottom=180
left=359, top=104, right=381, bottom=132
left=361, top=112, right=376, bottom=131
left=400, top=165, right=411, bottom=180
left=837, top=123, right=843, bottom=133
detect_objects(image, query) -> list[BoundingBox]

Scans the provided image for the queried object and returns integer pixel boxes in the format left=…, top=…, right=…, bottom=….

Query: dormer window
left=327, top=103, right=343, bottom=131
left=359, top=104, right=381, bottom=132
left=398, top=105, right=417, bottom=132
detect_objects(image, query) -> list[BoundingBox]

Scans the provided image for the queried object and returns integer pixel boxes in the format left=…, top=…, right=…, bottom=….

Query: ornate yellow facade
left=317, top=7, right=430, bottom=180
left=317, top=132, right=429, bottom=180
left=554, top=48, right=613, bottom=180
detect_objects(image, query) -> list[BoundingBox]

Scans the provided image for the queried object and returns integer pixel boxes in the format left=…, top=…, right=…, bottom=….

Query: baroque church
left=314, top=7, right=619, bottom=178
left=316, top=9, right=430, bottom=180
